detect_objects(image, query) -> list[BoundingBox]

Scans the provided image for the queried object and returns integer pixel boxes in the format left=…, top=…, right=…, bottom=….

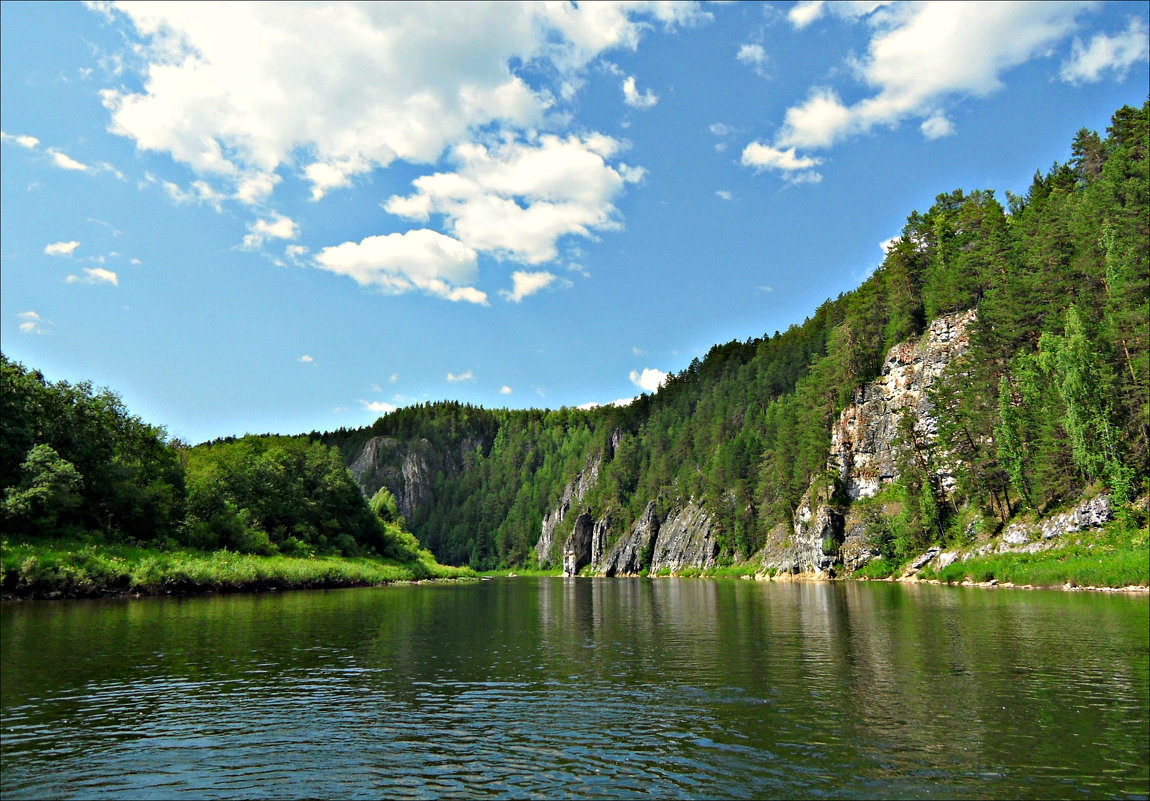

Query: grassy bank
left=1, top=540, right=475, bottom=599
left=866, top=514, right=1150, bottom=589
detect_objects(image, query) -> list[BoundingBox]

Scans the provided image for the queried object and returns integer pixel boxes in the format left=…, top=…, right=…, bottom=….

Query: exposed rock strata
left=830, top=309, right=976, bottom=501
left=537, top=453, right=602, bottom=568
left=648, top=502, right=719, bottom=574
left=599, top=502, right=659, bottom=577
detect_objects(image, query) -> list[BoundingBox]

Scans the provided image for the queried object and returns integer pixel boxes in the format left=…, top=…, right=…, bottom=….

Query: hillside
left=320, top=101, right=1149, bottom=574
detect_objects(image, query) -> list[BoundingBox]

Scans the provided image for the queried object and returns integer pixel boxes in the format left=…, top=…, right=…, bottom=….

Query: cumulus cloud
left=920, top=112, right=955, bottom=140
left=360, top=399, right=397, bottom=414
left=385, top=134, right=641, bottom=264
left=314, top=229, right=487, bottom=304
left=1, top=131, right=40, bottom=149
left=446, top=370, right=474, bottom=383
left=298, top=354, right=315, bottom=364
left=736, top=43, right=767, bottom=75
left=44, top=240, right=80, bottom=256
left=96, top=2, right=700, bottom=199
left=65, top=267, right=119, bottom=286
left=500, top=385, right=512, bottom=395
left=629, top=367, right=667, bottom=394
left=740, top=142, right=823, bottom=183
left=775, top=3, right=1085, bottom=152
left=243, top=213, right=299, bottom=248
left=1060, top=17, right=1150, bottom=84
left=50, top=150, right=89, bottom=171
left=500, top=270, right=558, bottom=303
left=18, top=311, right=50, bottom=334
left=788, top=1, right=826, bottom=29
left=622, top=75, right=658, bottom=108
left=715, top=190, right=733, bottom=201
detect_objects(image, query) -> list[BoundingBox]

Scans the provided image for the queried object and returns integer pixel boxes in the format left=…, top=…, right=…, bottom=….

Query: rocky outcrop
left=536, top=453, right=603, bottom=568
left=599, top=502, right=659, bottom=576
left=830, top=309, right=976, bottom=501
left=760, top=481, right=844, bottom=575
left=757, top=309, right=975, bottom=577
left=648, top=502, right=719, bottom=574
left=348, top=434, right=488, bottom=520
left=902, top=495, right=1116, bottom=575
left=562, top=513, right=611, bottom=576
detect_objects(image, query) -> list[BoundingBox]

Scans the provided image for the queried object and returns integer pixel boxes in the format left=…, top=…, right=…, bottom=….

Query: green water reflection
left=2, top=579, right=1147, bottom=799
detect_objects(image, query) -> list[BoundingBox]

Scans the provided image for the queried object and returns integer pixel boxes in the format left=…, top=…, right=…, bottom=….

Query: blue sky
left=3, top=1, right=1147, bottom=444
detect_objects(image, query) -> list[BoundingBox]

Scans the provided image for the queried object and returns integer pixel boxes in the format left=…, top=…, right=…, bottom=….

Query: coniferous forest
left=2, top=101, right=1147, bottom=582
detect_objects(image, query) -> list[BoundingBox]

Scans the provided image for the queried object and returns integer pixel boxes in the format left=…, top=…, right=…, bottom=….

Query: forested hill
left=315, top=101, right=1149, bottom=570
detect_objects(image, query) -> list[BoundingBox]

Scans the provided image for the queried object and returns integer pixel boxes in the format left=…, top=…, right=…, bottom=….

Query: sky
left=2, top=1, right=1148, bottom=445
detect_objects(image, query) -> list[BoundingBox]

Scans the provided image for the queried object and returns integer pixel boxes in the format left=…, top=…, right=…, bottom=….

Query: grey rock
left=600, top=503, right=660, bottom=576
left=649, top=502, right=719, bottom=573
left=829, top=309, right=976, bottom=502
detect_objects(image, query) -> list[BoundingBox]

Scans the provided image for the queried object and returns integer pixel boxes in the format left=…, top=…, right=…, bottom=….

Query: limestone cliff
left=348, top=434, right=484, bottom=520
left=536, top=453, right=603, bottom=568
left=830, top=308, right=976, bottom=501
left=760, top=309, right=977, bottom=576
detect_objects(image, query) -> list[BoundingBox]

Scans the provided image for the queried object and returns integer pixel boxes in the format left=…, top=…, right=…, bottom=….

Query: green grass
left=1, top=539, right=475, bottom=599
left=931, top=546, right=1148, bottom=588
left=852, top=557, right=898, bottom=580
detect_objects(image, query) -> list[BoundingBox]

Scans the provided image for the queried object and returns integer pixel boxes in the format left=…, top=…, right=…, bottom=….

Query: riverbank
left=0, top=540, right=476, bottom=600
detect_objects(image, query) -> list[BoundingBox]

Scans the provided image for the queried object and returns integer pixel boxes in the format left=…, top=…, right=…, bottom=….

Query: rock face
left=760, top=481, right=844, bottom=575
left=830, top=309, right=976, bottom=501
left=348, top=434, right=487, bottom=520
left=648, top=502, right=719, bottom=574
left=536, top=453, right=602, bottom=568
left=562, top=513, right=611, bottom=576
left=599, top=502, right=659, bottom=576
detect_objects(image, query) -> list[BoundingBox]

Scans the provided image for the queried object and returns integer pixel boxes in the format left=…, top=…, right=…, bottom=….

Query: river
left=2, top=578, right=1147, bottom=799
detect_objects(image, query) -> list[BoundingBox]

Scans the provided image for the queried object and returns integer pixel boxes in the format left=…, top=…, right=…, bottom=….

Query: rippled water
left=2, top=579, right=1147, bottom=799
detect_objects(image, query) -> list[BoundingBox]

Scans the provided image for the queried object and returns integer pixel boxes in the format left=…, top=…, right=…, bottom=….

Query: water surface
left=2, top=578, right=1147, bottom=799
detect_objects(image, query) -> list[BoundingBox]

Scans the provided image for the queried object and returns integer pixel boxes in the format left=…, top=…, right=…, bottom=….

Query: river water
left=1, top=578, right=1147, bottom=799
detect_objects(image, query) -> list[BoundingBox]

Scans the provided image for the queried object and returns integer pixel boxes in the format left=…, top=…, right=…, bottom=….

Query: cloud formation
left=446, top=370, right=474, bottom=383
left=44, top=240, right=80, bottom=256
left=1060, top=17, right=1149, bottom=84
left=18, top=311, right=50, bottom=334
left=740, top=142, right=823, bottom=183
left=501, top=271, right=557, bottom=303
left=629, top=367, right=667, bottom=393
left=360, top=399, right=397, bottom=414
left=622, top=75, right=658, bottom=108
left=386, top=134, right=642, bottom=265
left=314, top=229, right=486, bottom=304
left=65, top=267, right=119, bottom=286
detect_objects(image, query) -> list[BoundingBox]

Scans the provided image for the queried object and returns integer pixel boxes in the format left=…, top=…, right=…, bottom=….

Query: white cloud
left=243, top=213, right=298, bottom=248
left=629, top=367, right=667, bottom=393
left=1060, top=17, right=1150, bottom=84
left=298, top=354, right=315, bottom=364
left=17, top=311, right=50, bottom=334
left=446, top=370, right=474, bottom=383
left=740, top=142, right=823, bottom=184
left=737, top=43, right=767, bottom=70
left=622, top=75, right=658, bottom=108
left=500, top=385, right=512, bottom=395
left=757, top=284, right=774, bottom=293
left=314, top=229, right=487, bottom=304
left=389, top=373, right=399, bottom=383
left=788, top=1, right=826, bottom=29
left=385, top=134, right=640, bottom=265
left=716, top=190, right=733, bottom=201
left=50, top=150, right=89, bottom=171
left=500, top=270, right=557, bottom=303
left=360, top=399, right=397, bottom=414
left=920, top=112, right=955, bottom=140
left=65, top=267, right=119, bottom=286
left=44, top=240, right=80, bottom=256
left=775, top=3, right=1086, bottom=151
left=96, top=2, right=701, bottom=200
left=1, top=131, right=40, bottom=149
left=879, top=236, right=900, bottom=254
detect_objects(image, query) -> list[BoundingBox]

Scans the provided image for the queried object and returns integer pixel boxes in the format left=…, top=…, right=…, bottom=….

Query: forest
left=313, top=101, right=1149, bottom=570
left=2, top=101, right=1146, bottom=578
